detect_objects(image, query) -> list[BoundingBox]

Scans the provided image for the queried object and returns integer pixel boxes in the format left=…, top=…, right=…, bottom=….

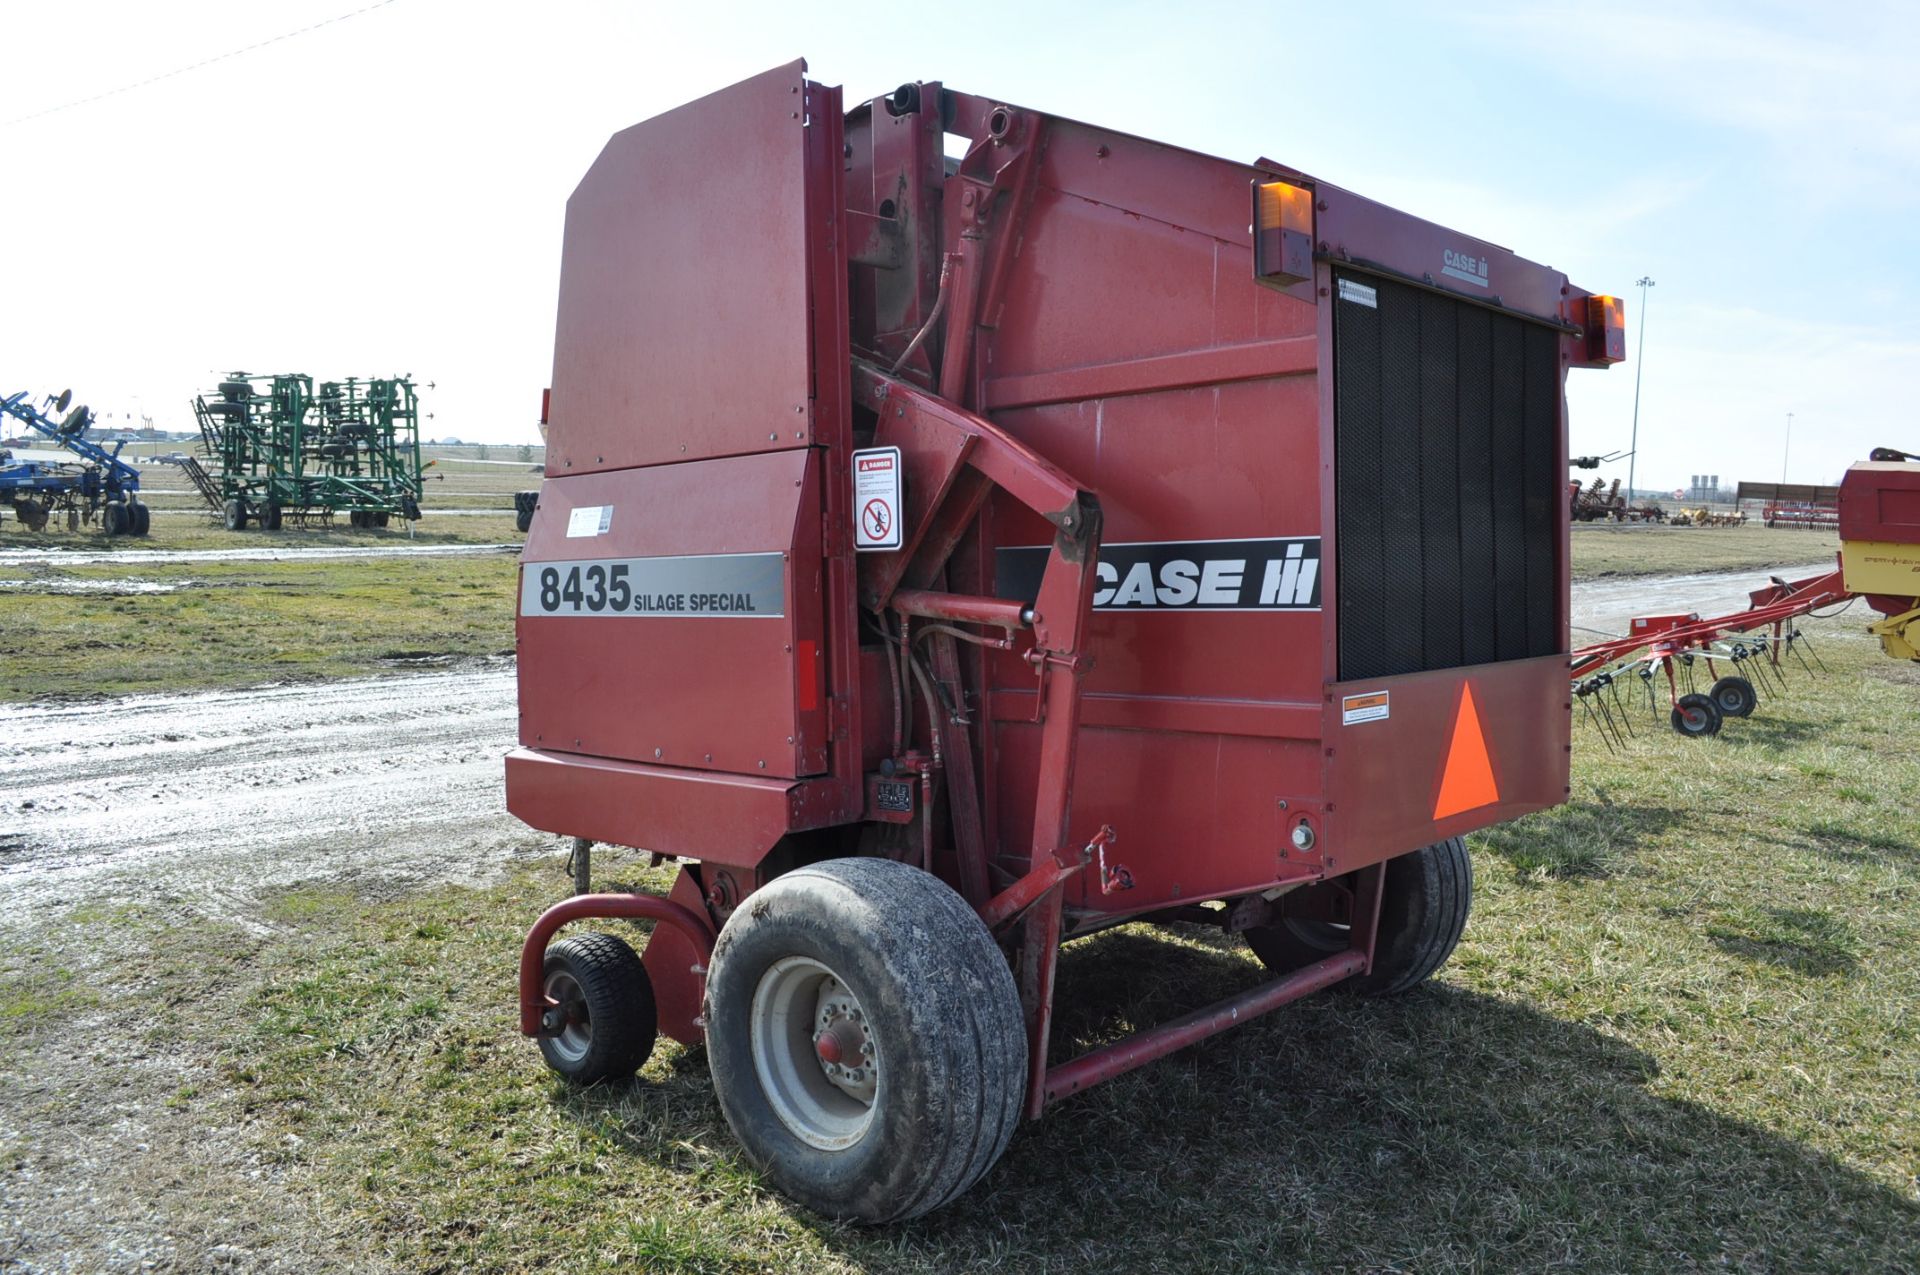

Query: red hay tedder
left=1570, top=454, right=1920, bottom=741
left=503, top=60, right=1626, bottom=1220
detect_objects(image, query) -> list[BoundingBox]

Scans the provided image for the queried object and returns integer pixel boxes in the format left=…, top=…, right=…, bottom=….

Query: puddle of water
left=0, top=543, right=518, bottom=568
left=0, top=579, right=183, bottom=595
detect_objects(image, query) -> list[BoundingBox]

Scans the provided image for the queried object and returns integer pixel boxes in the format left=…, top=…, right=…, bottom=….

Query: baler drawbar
left=503, top=59, right=1621, bottom=1221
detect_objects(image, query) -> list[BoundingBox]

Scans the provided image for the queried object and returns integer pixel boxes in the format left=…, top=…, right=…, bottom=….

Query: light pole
left=1627, top=276, right=1655, bottom=503
left=1782, top=412, right=1794, bottom=483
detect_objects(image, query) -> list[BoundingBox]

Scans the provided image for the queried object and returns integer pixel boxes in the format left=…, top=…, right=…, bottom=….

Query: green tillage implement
left=191, top=372, right=428, bottom=530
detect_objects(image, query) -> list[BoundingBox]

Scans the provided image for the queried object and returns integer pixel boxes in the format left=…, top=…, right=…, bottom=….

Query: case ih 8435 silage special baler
left=504, top=61, right=1626, bottom=1220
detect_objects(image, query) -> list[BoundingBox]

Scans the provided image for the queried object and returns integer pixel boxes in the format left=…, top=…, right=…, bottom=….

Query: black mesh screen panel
left=1333, top=270, right=1561, bottom=680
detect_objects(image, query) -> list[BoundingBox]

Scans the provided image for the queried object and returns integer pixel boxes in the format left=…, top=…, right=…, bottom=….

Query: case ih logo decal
left=996, top=537, right=1321, bottom=612
left=1441, top=247, right=1490, bottom=288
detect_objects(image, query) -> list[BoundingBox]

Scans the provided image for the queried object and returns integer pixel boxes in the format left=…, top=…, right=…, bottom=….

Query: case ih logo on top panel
left=1441, top=247, right=1490, bottom=288
left=995, top=537, right=1321, bottom=612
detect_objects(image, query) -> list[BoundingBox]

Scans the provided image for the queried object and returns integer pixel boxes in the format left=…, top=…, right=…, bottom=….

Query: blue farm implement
left=0, top=388, right=148, bottom=535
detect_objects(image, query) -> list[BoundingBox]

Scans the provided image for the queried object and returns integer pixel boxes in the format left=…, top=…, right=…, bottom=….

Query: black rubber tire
left=130, top=503, right=150, bottom=536
left=1247, top=837, right=1473, bottom=996
left=1709, top=675, right=1757, bottom=718
left=348, top=510, right=365, bottom=528
left=536, top=932, right=658, bottom=1085
left=103, top=502, right=129, bottom=536
left=515, top=505, right=535, bottom=534
left=260, top=501, right=282, bottom=531
left=1671, top=692, right=1723, bottom=737
left=705, top=857, right=1026, bottom=1223
left=374, top=511, right=390, bottom=528
left=218, top=380, right=253, bottom=401
left=223, top=499, right=247, bottom=531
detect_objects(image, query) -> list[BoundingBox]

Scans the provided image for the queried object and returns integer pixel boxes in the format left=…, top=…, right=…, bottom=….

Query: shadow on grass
left=1477, top=793, right=1685, bottom=880
left=563, top=928, right=1915, bottom=1273
left=1790, top=820, right=1920, bottom=868
left=1705, top=905, right=1862, bottom=977
left=1715, top=712, right=1834, bottom=750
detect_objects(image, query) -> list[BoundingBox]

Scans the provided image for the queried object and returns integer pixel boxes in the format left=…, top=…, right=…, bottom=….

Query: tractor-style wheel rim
left=543, top=968, right=592, bottom=1065
left=749, top=956, right=878, bottom=1151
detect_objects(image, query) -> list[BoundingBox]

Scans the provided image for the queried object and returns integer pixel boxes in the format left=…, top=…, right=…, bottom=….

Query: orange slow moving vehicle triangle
left=1433, top=684, right=1500, bottom=819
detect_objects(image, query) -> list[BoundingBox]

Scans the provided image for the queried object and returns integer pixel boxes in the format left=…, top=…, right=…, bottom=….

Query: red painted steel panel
left=1321, top=655, right=1571, bottom=862
left=546, top=60, right=817, bottom=475
left=915, top=105, right=1582, bottom=907
left=1841, top=461, right=1920, bottom=544
left=516, top=451, right=826, bottom=777
left=505, top=747, right=802, bottom=863
left=1309, top=179, right=1573, bottom=327
left=992, top=722, right=1325, bottom=910
left=642, top=868, right=718, bottom=1045
left=987, top=378, right=1326, bottom=702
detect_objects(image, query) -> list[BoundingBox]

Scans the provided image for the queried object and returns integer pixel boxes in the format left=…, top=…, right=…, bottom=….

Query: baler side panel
left=969, top=122, right=1327, bottom=905
left=516, top=451, right=827, bottom=777
left=546, top=59, right=819, bottom=475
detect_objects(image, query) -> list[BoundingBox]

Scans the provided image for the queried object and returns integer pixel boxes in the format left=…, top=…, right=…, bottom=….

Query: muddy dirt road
left=0, top=665, right=530, bottom=936
left=1571, top=560, right=1837, bottom=639
left=0, top=664, right=539, bottom=1274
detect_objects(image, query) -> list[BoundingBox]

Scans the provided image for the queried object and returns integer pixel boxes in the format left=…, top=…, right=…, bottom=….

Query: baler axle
left=1043, top=951, right=1367, bottom=1107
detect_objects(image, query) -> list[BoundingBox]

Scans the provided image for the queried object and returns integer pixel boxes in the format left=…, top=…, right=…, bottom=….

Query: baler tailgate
left=517, top=449, right=829, bottom=778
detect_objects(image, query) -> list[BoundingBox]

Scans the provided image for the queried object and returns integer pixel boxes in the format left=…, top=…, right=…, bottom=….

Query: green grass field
left=1570, top=522, right=1838, bottom=580
left=0, top=553, right=518, bottom=700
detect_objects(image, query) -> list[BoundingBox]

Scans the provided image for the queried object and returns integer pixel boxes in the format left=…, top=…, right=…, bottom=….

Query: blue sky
left=2, top=0, right=1913, bottom=492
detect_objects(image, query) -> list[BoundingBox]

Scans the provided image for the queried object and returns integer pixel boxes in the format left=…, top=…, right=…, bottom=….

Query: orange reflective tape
left=1433, top=684, right=1499, bottom=820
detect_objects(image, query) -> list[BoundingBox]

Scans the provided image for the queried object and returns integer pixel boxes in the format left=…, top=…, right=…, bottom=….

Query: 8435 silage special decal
left=521, top=552, right=785, bottom=617
left=996, top=537, right=1321, bottom=612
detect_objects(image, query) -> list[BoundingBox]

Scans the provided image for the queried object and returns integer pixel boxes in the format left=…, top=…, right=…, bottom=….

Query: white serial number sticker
left=522, top=553, right=785, bottom=617
left=566, top=505, right=613, bottom=538
left=1337, top=279, right=1377, bottom=308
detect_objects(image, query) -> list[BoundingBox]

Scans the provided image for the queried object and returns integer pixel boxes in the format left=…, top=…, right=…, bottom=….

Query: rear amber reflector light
left=1585, top=294, right=1627, bottom=365
left=1252, top=179, right=1313, bottom=289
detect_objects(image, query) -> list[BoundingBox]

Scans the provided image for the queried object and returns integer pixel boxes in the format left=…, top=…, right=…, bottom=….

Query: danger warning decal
left=520, top=553, right=785, bottom=618
left=995, top=537, right=1322, bottom=612
left=852, top=446, right=903, bottom=552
